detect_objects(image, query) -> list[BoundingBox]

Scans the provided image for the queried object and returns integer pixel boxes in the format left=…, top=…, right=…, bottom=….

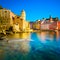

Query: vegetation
left=0, top=5, right=3, bottom=9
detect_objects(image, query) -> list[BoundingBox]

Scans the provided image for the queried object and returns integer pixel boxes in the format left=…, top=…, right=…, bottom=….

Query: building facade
left=0, top=8, right=15, bottom=31
left=57, top=21, right=60, bottom=30
left=49, top=22, right=57, bottom=30
left=35, top=20, right=41, bottom=30
left=13, top=10, right=30, bottom=32
left=40, top=16, right=58, bottom=30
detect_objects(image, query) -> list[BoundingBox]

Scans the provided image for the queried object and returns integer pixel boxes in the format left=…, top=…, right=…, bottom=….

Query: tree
left=0, top=5, right=3, bottom=9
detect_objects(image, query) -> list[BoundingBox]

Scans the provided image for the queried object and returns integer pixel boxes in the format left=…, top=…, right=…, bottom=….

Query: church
left=13, top=10, right=30, bottom=32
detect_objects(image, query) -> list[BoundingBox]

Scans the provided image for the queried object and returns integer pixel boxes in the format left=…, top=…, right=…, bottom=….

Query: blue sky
left=0, top=0, right=60, bottom=21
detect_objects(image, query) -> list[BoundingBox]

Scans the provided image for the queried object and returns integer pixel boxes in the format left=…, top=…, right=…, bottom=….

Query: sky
left=0, top=0, right=60, bottom=21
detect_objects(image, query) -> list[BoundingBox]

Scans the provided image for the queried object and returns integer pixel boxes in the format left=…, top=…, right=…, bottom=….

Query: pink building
left=41, top=16, right=58, bottom=30
left=41, top=19, right=50, bottom=30
left=49, top=22, right=57, bottom=30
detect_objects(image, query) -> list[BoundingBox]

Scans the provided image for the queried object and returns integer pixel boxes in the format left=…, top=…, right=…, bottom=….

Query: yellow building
left=0, top=8, right=15, bottom=31
left=31, top=20, right=41, bottom=30
left=36, top=20, right=41, bottom=30
left=13, top=10, right=30, bottom=32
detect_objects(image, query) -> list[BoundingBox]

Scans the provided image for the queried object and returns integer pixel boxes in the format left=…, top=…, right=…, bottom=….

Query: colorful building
left=40, top=16, right=58, bottom=30
left=0, top=8, right=15, bottom=31
left=35, top=20, right=41, bottom=30
left=41, top=18, right=50, bottom=30
left=49, top=22, right=57, bottom=30
left=13, top=10, right=30, bottom=32
left=57, top=21, right=60, bottom=30
left=41, top=24, right=50, bottom=30
left=29, top=22, right=34, bottom=29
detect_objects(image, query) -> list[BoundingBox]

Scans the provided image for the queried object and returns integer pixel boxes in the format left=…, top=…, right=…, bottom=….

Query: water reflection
left=37, top=31, right=57, bottom=42
left=55, top=31, right=60, bottom=41
left=8, top=41, right=31, bottom=54
left=7, top=32, right=31, bottom=39
left=0, top=33, right=31, bottom=60
left=0, top=31, right=60, bottom=60
left=7, top=33, right=31, bottom=53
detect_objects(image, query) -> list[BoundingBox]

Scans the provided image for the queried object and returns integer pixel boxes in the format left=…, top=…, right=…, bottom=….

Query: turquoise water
left=0, top=31, right=60, bottom=60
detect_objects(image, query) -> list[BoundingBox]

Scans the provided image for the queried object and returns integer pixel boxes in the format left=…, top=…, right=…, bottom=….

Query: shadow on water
left=0, top=31, right=60, bottom=60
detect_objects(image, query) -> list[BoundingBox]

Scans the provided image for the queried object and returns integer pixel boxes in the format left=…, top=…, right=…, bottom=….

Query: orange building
left=57, top=21, right=60, bottom=30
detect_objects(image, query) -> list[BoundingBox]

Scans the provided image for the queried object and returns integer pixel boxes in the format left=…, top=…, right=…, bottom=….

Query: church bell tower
left=21, top=10, right=26, bottom=20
